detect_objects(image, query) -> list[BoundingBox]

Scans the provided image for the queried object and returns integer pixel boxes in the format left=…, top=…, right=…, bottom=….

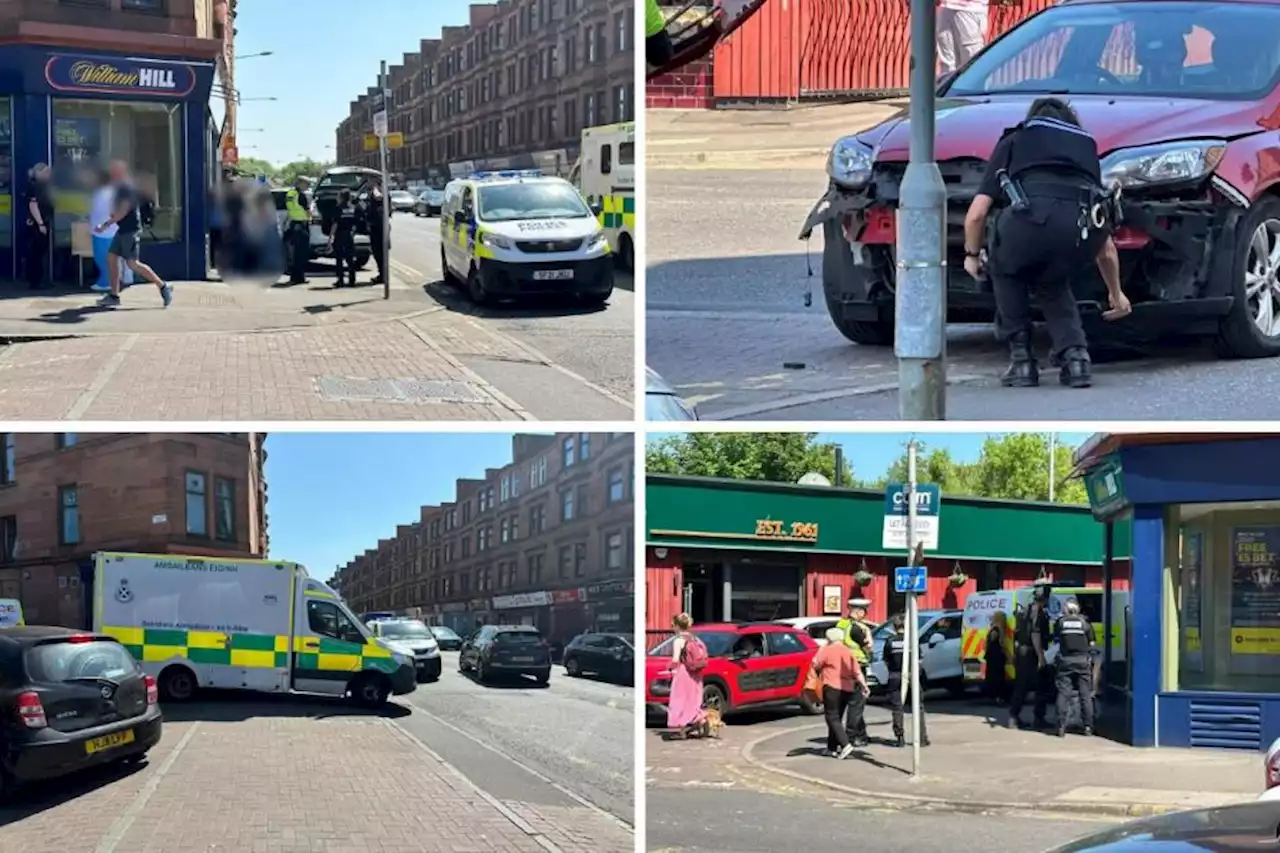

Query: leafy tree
left=278, top=158, right=334, bottom=184
left=970, top=433, right=1086, bottom=504
left=646, top=433, right=858, bottom=486
left=232, top=156, right=278, bottom=180
left=873, top=442, right=978, bottom=495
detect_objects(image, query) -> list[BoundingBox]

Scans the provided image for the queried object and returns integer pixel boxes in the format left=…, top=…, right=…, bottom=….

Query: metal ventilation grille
left=1189, top=699, right=1263, bottom=750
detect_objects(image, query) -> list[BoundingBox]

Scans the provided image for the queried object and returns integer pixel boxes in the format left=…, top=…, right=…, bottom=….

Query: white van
left=866, top=609, right=965, bottom=695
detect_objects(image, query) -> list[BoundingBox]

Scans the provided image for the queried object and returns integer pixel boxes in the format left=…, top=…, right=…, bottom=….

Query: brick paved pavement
left=0, top=709, right=633, bottom=853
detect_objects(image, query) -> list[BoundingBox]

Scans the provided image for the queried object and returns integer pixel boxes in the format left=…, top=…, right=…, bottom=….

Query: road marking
left=66, top=333, right=138, bottom=419
left=397, top=318, right=533, bottom=420
left=396, top=698, right=636, bottom=832
left=390, top=257, right=424, bottom=284
left=706, top=373, right=987, bottom=420
left=95, top=721, right=200, bottom=853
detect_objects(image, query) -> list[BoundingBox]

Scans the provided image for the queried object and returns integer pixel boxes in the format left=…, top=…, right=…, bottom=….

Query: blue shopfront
left=1076, top=433, right=1280, bottom=750
left=0, top=47, right=215, bottom=283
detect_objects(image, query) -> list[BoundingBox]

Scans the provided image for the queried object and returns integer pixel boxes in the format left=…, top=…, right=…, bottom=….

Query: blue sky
left=648, top=432, right=1096, bottom=482
left=229, top=2, right=476, bottom=165
left=263, top=433, right=544, bottom=582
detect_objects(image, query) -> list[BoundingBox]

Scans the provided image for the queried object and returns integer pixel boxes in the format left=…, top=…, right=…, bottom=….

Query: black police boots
left=1001, top=332, right=1039, bottom=387
left=1059, top=346, right=1092, bottom=388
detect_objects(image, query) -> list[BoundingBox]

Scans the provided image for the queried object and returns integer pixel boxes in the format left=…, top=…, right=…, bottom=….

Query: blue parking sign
left=894, top=566, right=928, bottom=594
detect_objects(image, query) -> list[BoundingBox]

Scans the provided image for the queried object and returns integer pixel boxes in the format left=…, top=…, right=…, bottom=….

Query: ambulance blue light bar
left=471, top=169, right=542, bottom=180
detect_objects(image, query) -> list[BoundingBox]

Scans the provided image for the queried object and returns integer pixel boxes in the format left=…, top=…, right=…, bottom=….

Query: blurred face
left=109, top=161, right=127, bottom=182
left=851, top=606, right=867, bottom=619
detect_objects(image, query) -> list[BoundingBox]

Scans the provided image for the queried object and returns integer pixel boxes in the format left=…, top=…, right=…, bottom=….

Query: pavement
left=646, top=698, right=1262, bottom=821
left=644, top=163, right=1280, bottom=420
left=0, top=215, right=634, bottom=420
left=0, top=652, right=634, bottom=853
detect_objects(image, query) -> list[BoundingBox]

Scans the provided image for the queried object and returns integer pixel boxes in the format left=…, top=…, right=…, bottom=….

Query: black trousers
left=1055, top=654, right=1095, bottom=730
left=287, top=223, right=309, bottom=282
left=646, top=31, right=674, bottom=66
left=844, top=677, right=868, bottom=742
left=1008, top=648, right=1050, bottom=723
left=333, top=231, right=356, bottom=284
left=985, top=652, right=1009, bottom=702
left=822, top=686, right=852, bottom=751
left=369, top=229, right=387, bottom=281
left=990, top=198, right=1092, bottom=359
left=24, top=227, right=47, bottom=287
left=887, top=672, right=928, bottom=741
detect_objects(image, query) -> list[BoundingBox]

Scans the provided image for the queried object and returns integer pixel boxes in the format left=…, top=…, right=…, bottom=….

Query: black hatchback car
left=458, top=625, right=552, bottom=685
left=0, top=627, right=162, bottom=797
left=1047, top=800, right=1280, bottom=852
left=562, top=632, right=634, bottom=684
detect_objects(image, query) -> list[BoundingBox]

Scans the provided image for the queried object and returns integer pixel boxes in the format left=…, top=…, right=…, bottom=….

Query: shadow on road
left=0, top=758, right=148, bottom=826
left=159, top=690, right=412, bottom=723
left=457, top=668, right=552, bottom=691
left=417, top=279, right=612, bottom=319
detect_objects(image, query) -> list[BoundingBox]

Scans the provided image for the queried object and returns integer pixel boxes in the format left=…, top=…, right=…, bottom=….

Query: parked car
left=865, top=610, right=964, bottom=696
left=458, top=625, right=552, bottom=685
left=645, top=622, right=821, bottom=718
left=365, top=618, right=441, bottom=683
left=389, top=190, right=417, bottom=213
left=645, top=367, right=697, bottom=421
left=563, top=632, right=634, bottom=684
left=309, top=166, right=376, bottom=267
left=803, top=0, right=1280, bottom=359
left=0, top=626, right=162, bottom=799
left=415, top=188, right=444, bottom=216
left=1044, top=801, right=1280, bottom=852
left=774, top=617, right=842, bottom=646
left=428, top=625, right=463, bottom=651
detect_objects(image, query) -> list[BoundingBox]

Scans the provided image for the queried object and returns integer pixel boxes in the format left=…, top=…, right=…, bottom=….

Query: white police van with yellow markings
left=439, top=170, right=614, bottom=305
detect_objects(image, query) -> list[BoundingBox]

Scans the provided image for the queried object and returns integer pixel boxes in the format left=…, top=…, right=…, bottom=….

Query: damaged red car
left=801, top=0, right=1280, bottom=358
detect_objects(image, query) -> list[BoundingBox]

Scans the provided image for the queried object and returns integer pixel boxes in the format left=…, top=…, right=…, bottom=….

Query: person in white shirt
left=937, top=0, right=990, bottom=76
left=88, top=168, right=133, bottom=292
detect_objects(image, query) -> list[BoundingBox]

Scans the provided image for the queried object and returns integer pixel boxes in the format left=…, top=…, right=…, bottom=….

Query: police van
left=439, top=170, right=614, bottom=305
left=0, top=597, right=23, bottom=627
left=570, top=122, right=635, bottom=271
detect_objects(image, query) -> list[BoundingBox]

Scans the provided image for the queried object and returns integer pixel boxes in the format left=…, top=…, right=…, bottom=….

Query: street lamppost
left=234, top=51, right=273, bottom=59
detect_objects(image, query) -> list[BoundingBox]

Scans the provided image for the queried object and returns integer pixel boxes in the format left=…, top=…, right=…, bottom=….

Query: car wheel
left=565, top=657, right=581, bottom=677
left=617, top=233, right=634, bottom=272
left=1216, top=199, right=1280, bottom=358
left=440, top=247, right=458, bottom=285
left=799, top=690, right=824, bottom=715
left=475, top=660, right=488, bottom=683
left=467, top=265, right=489, bottom=305
left=822, top=218, right=895, bottom=346
left=350, top=674, right=390, bottom=709
left=159, top=666, right=197, bottom=702
left=701, top=683, right=728, bottom=714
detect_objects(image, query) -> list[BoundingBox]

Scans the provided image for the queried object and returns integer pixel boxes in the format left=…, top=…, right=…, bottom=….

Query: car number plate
left=85, top=729, right=135, bottom=755
left=510, top=656, right=535, bottom=663
left=532, top=269, right=573, bottom=281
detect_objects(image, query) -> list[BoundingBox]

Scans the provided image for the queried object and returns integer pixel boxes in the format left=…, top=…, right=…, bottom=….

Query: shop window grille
left=1188, top=699, right=1263, bottom=750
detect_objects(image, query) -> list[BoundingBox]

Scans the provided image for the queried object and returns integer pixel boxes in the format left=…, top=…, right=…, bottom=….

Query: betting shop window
left=51, top=99, right=184, bottom=243
left=1167, top=500, right=1280, bottom=694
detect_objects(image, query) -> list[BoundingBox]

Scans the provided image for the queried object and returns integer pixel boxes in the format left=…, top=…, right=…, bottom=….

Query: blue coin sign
left=894, top=565, right=928, bottom=595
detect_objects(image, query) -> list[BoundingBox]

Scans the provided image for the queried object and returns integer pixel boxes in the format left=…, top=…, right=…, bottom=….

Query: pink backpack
left=682, top=635, right=709, bottom=674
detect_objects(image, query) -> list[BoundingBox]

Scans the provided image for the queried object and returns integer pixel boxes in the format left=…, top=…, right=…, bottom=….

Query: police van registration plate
left=532, top=269, right=573, bottom=280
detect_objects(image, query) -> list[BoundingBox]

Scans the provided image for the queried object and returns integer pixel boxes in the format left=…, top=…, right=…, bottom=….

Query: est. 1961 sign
left=753, top=519, right=819, bottom=542
left=45, top=55, right=197, bottom=97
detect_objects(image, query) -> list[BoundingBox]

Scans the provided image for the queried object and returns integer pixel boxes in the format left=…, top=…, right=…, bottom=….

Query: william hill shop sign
left=45, top=55, right=197, bottom=97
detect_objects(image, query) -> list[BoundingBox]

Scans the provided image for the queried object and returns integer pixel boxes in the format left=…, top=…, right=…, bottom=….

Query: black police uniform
left=1053, top=612, right=1095, bottom=735
left=1007, top=600, right=1052, bottom=728
left=978, top=115, right=1110, bottom=386
left=332, top=193, right=360, bottom=287
left=366, top=186, right=388, bottom=284
left=884, top=631, right=929, bottom=747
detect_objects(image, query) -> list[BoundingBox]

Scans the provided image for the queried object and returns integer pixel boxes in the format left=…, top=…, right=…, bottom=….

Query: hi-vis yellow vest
left=837, top=617, right=871, bottom=664
left=645, top=0, right=666, bottom=37
left=284, top=188, right=309, bottom=222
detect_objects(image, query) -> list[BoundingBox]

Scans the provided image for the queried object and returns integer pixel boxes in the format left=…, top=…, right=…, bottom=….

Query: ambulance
left=961, top=585, right=1129, bottom=685
left=92, top=552, right=417, bottom=708
left=0, top=597, right=23, bottom=627
left=571, top=122, right=635, bottom=271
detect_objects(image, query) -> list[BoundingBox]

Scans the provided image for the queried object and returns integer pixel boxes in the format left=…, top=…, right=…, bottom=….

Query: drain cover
left=315, top=376, right=491, bottom=404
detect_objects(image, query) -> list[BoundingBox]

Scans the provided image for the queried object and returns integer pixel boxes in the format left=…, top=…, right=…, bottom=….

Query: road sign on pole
left=893, top=566, right=928, bottom=595
left=372, top=110, right=388, bottom=136
left=384, top=132, right=404, bottom=149
left=883, top=482, right=941, bottom=549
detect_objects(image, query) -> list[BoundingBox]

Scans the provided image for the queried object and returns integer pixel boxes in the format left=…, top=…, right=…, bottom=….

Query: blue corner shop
left=0, top=47, right=216, bottom=283
left=1078, top=433, right=1280, bottom=750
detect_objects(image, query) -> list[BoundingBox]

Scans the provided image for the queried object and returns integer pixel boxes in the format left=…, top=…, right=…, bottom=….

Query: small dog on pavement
left=696, top=708, right=725, bottom=738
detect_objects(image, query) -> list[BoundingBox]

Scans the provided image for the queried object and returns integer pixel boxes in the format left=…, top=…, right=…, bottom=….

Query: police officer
left=645, top=0, right=674, bottom=66
left=365, top=175, right=389, bottom=286
left=1053, top=597, right=1096, bottom=737
left=837, top=597, right=874, bottom=746
left=961, top=97, right=1132, bottom=389
left=283, top=176, right=311, bottom=285
left=328, top=189, right=360, bottom=287
left=1007, top=584, right=1052, bottom=730
left=883, top=612, right=929, bottom=748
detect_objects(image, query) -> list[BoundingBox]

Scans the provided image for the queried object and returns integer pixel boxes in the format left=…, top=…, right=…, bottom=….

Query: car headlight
left=394, top=652, right=412, bottom=666
left=586, top=230, right=609, bottom=252
left=1100, top=140, right=1226, bottom=189
left=827, top=135, right=875, bottom=188
left=482, top=232, right=513, bottom=250
left=423, top=646, right=439, bottom=658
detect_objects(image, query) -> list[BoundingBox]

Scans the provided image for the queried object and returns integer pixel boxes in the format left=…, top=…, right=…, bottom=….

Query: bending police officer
left=645, top=0, right=674, bottom=66
left=1053, top=598, right=1096, bottom=737
left=283, top=176, right=311, bottom=285
left=883, top=612, right=929, bottom=748
left=1007, top=585, right=1052, bottom=730
left=329, top=189, right=360, bottom=287
left=962, top=97, right=1132, bottom=389
left=837, top=597, right=874, bottom=747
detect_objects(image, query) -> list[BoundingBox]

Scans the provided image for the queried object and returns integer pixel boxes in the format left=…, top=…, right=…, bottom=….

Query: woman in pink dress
left=664, top=612, right=707, bottom=736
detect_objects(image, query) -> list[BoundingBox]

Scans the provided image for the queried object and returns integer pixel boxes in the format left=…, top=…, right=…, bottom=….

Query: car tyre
left=565, top=656, right=582, bottom=677
left=701, top=682, right=728, bottom=714
left=822, top=218, right=895, bottom=346
left=159, top=665, right=197, bottom=702
left=475, top=660, right=488, bottom=684
left=441, top=247, right=458, bottom=286
left=467, top=265, right=489, bottom=305
left=1215, top=198, right=1280, bottom=358
left=799, top=690, right=824, bottom=715
left=617, top=233, right=634, bottom=272
left=350, top=673, right=390, bottom=709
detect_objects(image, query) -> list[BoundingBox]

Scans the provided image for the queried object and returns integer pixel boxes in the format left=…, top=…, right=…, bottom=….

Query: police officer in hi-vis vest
left=645, top=0, right=674, bottom=66
left=283, top=176, right=311, bottom=285
left=1052, top=597, right=1097, bottom=737
left=837, top=597, right=875, bottom=746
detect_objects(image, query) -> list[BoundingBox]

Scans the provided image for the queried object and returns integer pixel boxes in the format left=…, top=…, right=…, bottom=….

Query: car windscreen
left=477, top=183, right=590, bottom=221
left=495, top=631, right=542, bottom=645
left=947, top=1, right=1280, bottom=100
left=25, top=640, right=139, bottom=683
left=648, top=631, right=738, bottom=658
left=378, top=621, right=433, bottom=640
left=391, top=192, right=414, bottom=200
left=429, top=626, right=460, bottom=640
left=316, top=173, right=371, bottom=192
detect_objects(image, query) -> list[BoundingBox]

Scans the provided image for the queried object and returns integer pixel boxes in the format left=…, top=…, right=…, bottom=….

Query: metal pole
left=895, top=0, right=947, bottom=420
left=379, top=60, right=391, bottom=301
left=907, top=440, right=921, bottom=777
left=1049, top=434, right=1057, bottom=502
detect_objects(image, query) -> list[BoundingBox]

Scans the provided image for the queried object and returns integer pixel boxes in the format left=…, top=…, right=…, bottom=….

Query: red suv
left=645, top=623, right=820, bottom=718
left=804, top=0, right=1280, bottom=359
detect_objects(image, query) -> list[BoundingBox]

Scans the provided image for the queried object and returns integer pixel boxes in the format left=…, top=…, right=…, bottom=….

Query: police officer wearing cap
left=1053, top=597, right=1096, bottom=737
left=1007, top=583, right=1052, bottom=729
left=962, top=97, right=1133, bottom=389
left=837, top=597, right=875, bottom=746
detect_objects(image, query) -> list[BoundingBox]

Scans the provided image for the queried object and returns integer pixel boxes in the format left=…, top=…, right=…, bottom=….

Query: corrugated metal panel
left=1189, top=699, right=1263, bottom=750
left=646, top=548, right=683, bottom=633
left=804, top=553, right=855, bottom=616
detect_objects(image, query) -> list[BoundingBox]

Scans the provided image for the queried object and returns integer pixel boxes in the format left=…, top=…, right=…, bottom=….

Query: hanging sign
left=45, top=55, right=197, bottom=96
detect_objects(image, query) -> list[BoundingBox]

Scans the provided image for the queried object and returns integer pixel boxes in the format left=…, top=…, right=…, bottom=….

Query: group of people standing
left=280, top=174, right=388, bottom=287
